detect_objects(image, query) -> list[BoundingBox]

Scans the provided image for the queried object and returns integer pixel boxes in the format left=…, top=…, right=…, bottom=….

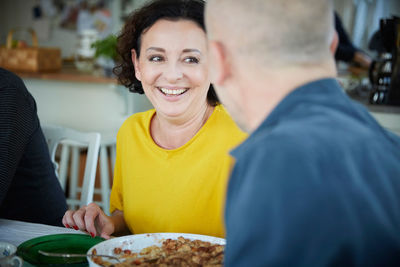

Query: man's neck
left=243, top=62, right=337, bottom=132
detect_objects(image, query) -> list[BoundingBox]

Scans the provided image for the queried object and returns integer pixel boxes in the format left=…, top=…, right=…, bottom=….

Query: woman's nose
left=163, top=62, right=183, bottom=82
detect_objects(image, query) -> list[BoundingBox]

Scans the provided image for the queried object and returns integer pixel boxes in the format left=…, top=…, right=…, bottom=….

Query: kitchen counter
left=337, top=67, right=400, bottom=115
left=349, top=93, right=400, bottom=114
left=347, top=91, right=400, bottom=135
left=21, top=70, right=152, bottom=135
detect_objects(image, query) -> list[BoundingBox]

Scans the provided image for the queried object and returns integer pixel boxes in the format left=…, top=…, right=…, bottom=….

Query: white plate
left=87, top=233, right=226, bottom=266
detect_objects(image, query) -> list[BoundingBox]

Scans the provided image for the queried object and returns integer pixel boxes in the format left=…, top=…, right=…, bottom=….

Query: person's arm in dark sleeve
left=0, top=71, right=37, bottom=205
left=334, top=12, right=372, bottom=69
left=334, top=12, right=357, bottom=62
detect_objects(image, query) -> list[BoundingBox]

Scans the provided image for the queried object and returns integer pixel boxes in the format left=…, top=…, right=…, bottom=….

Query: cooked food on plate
left=92, top=236, right=224, bottom=266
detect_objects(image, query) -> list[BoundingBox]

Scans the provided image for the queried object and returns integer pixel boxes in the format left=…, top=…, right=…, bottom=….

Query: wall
left=2, top=0, right=398, bottom=59
left=0, top=0, right=78, bottom=58
left=0, top=0, right=134, bottom=58
left=0, top=0, right=155, bottom=136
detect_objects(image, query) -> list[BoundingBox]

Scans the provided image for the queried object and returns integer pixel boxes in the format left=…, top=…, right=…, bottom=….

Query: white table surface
left=0, top=218, right=85, bottom=246
left=0, top=218, right=89, bottom=266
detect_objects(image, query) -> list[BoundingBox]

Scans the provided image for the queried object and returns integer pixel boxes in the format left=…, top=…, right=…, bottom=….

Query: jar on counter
left=75, top=29, right=98, bottom=72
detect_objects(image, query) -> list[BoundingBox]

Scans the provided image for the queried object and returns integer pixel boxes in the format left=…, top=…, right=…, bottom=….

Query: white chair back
left=42, top=124, right=101, bottom=209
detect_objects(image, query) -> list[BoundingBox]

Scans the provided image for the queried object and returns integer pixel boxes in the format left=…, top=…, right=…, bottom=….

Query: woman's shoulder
left=213, top=105, right=243, bottom=129
left=215, top=104, right=233, bottom=118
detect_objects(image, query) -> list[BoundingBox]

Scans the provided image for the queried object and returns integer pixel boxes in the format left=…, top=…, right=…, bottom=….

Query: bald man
left=206, top=0, right=400, bottom=266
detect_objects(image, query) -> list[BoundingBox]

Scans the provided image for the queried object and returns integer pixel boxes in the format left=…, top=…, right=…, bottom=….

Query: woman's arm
left=109, top=209, right=131, bottom=236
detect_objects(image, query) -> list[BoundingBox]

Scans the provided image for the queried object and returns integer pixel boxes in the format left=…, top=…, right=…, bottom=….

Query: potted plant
left=91, top=34, right=118, bottom=77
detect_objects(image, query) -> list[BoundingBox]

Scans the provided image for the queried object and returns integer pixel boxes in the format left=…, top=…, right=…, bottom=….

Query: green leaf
left=91, top=35, right=118, bottom=60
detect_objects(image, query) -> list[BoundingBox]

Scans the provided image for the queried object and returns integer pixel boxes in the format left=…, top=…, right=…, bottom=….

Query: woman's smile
left=157, top=87, right=189, bottom=97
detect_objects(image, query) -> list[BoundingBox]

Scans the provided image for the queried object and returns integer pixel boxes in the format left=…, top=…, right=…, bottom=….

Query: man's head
left=206, top=0, right=337, bottom=131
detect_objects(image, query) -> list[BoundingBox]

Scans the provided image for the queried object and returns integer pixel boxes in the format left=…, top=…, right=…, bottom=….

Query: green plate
left=17, top=234, right=104, bottom=266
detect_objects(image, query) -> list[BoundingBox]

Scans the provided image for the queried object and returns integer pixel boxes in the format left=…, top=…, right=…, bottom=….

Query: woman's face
left=132, top=19, right=211, bottom=120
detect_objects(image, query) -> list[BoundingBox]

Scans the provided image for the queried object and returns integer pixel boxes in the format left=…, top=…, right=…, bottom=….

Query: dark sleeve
left=224, top=139, right=353, bottom=267
left=334, top=12, right=357, bottom=62
left=0, top=70, right=38, bottom=205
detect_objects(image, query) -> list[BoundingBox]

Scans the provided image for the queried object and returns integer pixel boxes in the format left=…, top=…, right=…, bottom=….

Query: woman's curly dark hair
left=113, top=0, right=219, bottom=106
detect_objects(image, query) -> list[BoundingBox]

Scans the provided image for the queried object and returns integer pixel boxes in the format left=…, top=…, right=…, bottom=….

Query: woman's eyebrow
left=146, top=47, right=165, bottom=52
left=145, top=47, right=202, bottom=54
left=182, top=48, right=202, bottom=54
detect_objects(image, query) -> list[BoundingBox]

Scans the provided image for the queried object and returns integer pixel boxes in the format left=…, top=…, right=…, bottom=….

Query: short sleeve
left=109, top=131, right=124, bottom=214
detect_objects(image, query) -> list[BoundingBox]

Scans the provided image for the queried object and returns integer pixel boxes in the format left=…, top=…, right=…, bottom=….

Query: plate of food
left=87, top=233, right=226, bottom=266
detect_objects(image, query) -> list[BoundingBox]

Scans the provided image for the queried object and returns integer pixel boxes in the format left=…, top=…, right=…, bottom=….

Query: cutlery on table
left=38, top=250, right=121, bottom=262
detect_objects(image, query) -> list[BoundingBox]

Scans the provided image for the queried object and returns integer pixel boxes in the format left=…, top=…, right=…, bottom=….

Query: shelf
left=15, top=63, right=118, bottom=84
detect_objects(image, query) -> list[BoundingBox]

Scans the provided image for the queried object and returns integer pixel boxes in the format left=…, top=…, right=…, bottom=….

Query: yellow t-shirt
left=110, top=105, right=247, bottom=237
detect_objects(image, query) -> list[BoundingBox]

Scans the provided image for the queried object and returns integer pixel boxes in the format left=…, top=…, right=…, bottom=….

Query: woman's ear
left=208, top=40, right=230, bottom=86
left=131, top=49, right=141, bottom=81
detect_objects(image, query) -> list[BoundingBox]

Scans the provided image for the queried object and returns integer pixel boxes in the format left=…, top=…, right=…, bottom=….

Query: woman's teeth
left=159, top=87, right=187, bottom=96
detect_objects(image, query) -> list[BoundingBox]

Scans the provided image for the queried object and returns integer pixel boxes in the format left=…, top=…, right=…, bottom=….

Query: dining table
left=0, top=218, right=88, bottom=266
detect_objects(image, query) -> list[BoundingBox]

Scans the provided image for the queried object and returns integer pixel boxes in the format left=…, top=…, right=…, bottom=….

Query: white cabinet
left=24, top=78, right=152, bottom=141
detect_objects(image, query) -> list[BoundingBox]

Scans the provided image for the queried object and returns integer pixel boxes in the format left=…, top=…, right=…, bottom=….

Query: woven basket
left=0, top=28, right=61, bottom=72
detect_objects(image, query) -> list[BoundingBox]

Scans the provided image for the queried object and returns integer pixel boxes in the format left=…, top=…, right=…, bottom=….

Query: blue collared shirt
left=225, top=78, right=400, bottom=266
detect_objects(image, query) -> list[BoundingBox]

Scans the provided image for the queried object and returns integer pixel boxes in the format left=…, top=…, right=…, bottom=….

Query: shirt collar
left=231, top=78, right=343, bottom=157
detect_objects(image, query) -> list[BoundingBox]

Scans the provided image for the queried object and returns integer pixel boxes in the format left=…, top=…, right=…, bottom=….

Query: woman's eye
left=184, top=57, right=199, bottom=64
left=149, top=55, right=164, bottom=62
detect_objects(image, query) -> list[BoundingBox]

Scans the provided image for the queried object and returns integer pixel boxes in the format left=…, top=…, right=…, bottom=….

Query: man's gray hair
left=206, top=0, right=335, bottom=67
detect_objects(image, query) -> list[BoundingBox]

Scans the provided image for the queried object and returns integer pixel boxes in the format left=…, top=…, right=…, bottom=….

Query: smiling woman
left=61, top=0, right=247, bottom=239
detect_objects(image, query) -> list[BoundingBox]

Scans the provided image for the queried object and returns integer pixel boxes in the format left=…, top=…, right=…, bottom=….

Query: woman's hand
left=62, top=203, right=114, bottom=239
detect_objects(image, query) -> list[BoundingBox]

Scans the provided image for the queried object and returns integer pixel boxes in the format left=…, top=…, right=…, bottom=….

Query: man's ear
left=131, top=49, right=141, bottom=81
left=209, top=40, right=230, bottom=86
left=330, top=30, right=339, bottom=55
